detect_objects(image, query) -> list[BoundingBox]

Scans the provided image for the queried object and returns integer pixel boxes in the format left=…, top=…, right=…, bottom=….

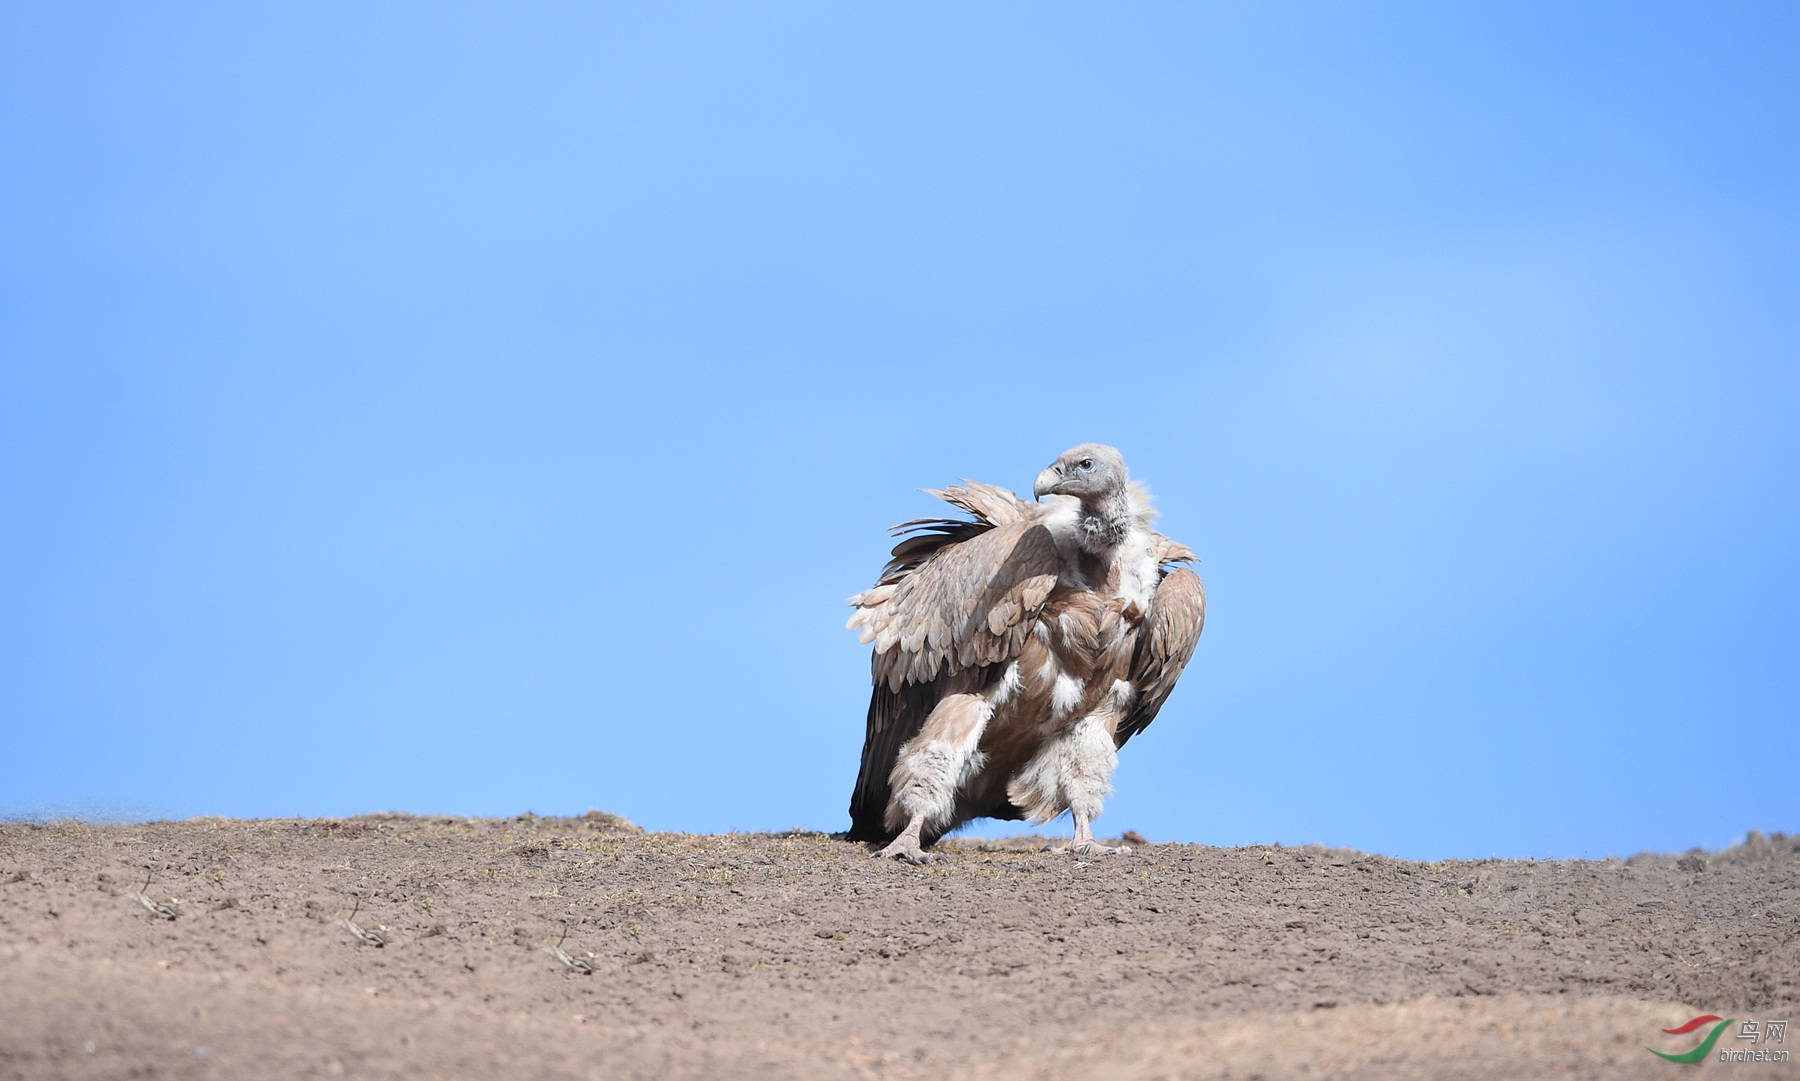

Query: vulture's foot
left=873, top=814, right=935, bottom=864
left=1050, top=838, right=1133, bottom=856
left=1050, top=813, right=1132, bottom=856
left=873, top=836, right=937, bottom=864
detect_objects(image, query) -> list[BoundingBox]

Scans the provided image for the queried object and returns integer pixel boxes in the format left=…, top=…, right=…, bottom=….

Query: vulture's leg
left=1036, top=713, right=1133, bottom=856
left=875, top=693, right=991, bottom=864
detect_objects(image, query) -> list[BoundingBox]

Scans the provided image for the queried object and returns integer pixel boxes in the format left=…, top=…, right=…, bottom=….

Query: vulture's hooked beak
left=1033, top=466, right=1061, bottom=501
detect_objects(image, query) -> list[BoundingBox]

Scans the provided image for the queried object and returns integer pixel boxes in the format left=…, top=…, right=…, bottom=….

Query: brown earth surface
left=1, top=814, right=1795, bottom=1081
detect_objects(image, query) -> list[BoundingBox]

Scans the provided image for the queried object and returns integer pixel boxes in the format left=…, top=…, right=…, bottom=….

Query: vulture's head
left=1034, top=444, right=1127, bottom=503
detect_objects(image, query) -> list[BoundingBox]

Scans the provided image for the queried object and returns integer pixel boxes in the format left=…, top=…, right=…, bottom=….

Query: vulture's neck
left=1076, top=489, right=1133, bottom=554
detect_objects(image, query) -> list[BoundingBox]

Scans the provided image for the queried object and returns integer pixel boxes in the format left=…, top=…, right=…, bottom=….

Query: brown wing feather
left=926, top=481, right=1031, bottom=526
left=1116, top=567, right=1205, bottom=748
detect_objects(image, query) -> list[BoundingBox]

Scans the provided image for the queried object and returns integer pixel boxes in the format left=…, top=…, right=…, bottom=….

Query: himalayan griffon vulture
left=846, top=445, right=1206, bottom=863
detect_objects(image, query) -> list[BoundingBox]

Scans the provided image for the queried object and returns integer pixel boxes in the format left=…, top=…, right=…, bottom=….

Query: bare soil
left=1, top=814, right=1795, bottom=1080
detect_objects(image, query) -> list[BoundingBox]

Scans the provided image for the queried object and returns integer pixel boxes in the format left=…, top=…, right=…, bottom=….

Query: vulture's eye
left=1079, top=458, right=1094, bottom=470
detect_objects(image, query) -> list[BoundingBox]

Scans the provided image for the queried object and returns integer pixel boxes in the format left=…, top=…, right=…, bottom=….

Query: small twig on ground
left=547, top=921, right=593, bottom=974
left=337, top=893, right=386, bottom=947
left=130, top=868, right=178, bottom=921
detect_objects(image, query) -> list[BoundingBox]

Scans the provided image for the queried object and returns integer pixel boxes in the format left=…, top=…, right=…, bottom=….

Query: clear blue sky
left=2, top=3, right=1794, bottom=859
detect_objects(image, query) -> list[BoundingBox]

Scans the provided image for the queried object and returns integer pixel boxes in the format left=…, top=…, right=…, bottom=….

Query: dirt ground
left=1, top=814, right=1795, bottom=1081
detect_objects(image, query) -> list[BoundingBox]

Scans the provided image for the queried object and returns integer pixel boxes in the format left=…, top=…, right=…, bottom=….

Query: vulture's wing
left=846, top=512, right=1061, bottom=842
left=1115, top=566, right=1205, bottom=749
left=848, top=517, right=1061, bottom=692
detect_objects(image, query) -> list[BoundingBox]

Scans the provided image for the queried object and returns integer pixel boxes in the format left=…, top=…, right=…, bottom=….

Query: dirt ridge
left=2, top=815, right=1794, bottom=1079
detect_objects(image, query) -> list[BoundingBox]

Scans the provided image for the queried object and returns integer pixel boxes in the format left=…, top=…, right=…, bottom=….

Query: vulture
left=845, top=444, right=1206, bottom=863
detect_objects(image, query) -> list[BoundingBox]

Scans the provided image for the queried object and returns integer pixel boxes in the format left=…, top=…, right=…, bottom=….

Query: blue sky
left=2, top=3, right=1794, bottom=859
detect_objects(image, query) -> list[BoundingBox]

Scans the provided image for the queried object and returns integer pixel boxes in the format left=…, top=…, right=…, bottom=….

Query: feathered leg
left=1051, top=719, right=1133, bottom=855
left=1010, top=712, right=1135, bottom=857
left=875, top=694, right=990, bottom=864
